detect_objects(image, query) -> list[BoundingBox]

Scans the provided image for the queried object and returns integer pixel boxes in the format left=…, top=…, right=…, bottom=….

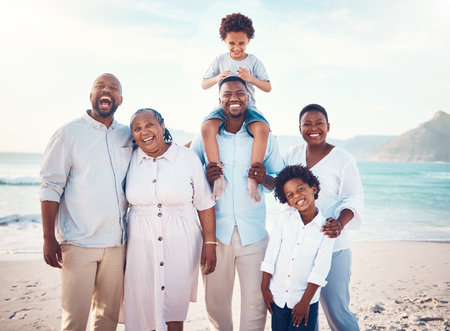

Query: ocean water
left=1, top=152, right=449, bottom=254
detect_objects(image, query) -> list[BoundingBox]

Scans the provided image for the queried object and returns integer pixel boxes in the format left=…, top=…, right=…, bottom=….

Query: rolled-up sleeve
left=307, top=235, right=334, bottom=287
left=39, top=130, right=70, bottom=202
left=335, top=158, right=364, bottom=230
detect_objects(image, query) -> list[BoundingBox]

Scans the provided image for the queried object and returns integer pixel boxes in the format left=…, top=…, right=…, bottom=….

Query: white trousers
left=204, top=227, right=268, bottom=331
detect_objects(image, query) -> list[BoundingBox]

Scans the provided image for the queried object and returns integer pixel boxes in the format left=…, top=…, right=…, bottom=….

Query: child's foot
left=247, top=178, right=261, bottom=203
left=213, top=175, right=226, bottom=200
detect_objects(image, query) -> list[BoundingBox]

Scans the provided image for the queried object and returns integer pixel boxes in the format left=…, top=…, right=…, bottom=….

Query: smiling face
left=90, top=74, right=123, bottom=120
left=283, top=177, right=317, bottom=215
left=130, top=110, right=168, bottom=157
left=219, top=80, right=249, bottom=122
left=299, top=111, right=330, bottom=146
left=224, top=31, right=250, bottom=61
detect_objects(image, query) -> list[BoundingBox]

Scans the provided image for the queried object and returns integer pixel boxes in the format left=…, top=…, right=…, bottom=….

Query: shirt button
left=152, top=179, right=156, bottom=183
left=153, top=158, right=157, bottom=163
left=288, top=275, right=291, bottom=277
left=161, top=286, right=165, bottom=290
left=160, top=261, right=164, bottom=266
left=157, top=203, right=162, bottom=208
left=158, top=213, right=162, bottom=217
left=291, top=258, right=294, bottom=261
left=285, top=290, right=288, bottom=292
left=297, top=243, right=299, bottom=245
left=158, top=236, right=163, bottom=241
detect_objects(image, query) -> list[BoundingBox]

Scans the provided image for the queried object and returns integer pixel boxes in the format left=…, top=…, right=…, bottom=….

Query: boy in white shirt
left=261, top=165, right=334, bottom=330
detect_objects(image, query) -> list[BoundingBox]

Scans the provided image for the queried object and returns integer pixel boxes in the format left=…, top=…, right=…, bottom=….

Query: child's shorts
left=202, top=104, right=269, bottom=137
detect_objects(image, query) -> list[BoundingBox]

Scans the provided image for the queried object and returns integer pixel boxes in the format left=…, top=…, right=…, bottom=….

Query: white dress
left=124, top=144, right=214, bottom=331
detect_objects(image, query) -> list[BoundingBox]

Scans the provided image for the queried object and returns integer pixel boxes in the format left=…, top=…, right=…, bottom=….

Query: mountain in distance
left=373, top=111, right=450, bottom=162
left=169, top=110, right=449, bottom=163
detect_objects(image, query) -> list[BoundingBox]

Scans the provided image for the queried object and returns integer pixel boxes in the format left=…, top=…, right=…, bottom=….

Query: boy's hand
left=261, top=286, right=274, bottom=314
left=292, top=300, right=310, bottom=327
left=216, top=70, right=232, bottom=83
left=237, top=67, right=254, bottom=83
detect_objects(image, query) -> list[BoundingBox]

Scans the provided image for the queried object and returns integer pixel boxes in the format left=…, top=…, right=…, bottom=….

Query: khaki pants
left=60, top=244, right=125, bottom=331
left=204, top=227, right=268, bottom=331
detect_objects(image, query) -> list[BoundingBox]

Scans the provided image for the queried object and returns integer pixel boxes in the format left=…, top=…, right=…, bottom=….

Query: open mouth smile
left=97, top=93, right=113, bottom=109
left=143, top=136, right=154, bottom=143
left=228, top=103, right=241, bottom=110
left=295, top=198, right=306, bottom=206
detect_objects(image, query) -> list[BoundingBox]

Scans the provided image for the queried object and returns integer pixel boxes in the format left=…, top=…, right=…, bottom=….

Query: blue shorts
left=202, top=104, right=269, bottom=137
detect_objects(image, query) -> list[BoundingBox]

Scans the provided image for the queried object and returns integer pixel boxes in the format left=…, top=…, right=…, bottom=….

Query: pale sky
left=1, top=0, right=449, bottom=153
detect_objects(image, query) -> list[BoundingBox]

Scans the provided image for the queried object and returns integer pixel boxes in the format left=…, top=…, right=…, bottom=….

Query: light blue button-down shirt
left=191, top=125, right=283, bottom=246
left=40, top=111, right=133, bottom=247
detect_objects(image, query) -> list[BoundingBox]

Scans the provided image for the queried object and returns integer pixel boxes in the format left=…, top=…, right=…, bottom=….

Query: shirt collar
left=137, top=142, right=177, bottom=165
left=289, top=207, right=325, bottom=227
left=83, top=110, right=117, bottom=130
left=220, top=124, right=247, bottom=136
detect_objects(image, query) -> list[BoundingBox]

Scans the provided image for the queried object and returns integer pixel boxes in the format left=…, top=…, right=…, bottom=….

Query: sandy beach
left=0, top=241, right=449, bottom=331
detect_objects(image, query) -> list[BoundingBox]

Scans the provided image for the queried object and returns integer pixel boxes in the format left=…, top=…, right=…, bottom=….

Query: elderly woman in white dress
left=124, top=108, right=217, bottom=331
left=282, top=104, right=364, bottom=331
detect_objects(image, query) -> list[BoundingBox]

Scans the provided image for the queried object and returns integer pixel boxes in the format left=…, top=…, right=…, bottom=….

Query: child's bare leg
left=247, top=121, right=269, bottom=202
left=201, top=119, right=226, bottom=200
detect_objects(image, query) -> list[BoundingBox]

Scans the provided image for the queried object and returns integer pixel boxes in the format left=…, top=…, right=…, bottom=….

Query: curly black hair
left=219, top=13, right=255, bottom=40
left=274, top=165, right=321, bottom=204
left=130, top=108, right=173, bottom=142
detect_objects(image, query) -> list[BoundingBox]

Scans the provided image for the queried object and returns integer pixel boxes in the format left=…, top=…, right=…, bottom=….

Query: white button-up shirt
left=261, top=208, right=334, bottom=308
left=40, top=111, right=133, bottom=247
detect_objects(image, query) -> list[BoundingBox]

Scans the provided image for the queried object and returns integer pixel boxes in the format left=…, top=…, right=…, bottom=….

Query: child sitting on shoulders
left=261, top=165, right=334, bottom=330
left=201, top=12, right=271, bottom=202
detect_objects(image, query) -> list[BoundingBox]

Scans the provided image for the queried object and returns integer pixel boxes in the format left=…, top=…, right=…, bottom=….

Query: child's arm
left=291, top=283, right=319, bottom=327
left=261, top=271, right=274, bottom=314
left=237, top=67, right=272, bottom=92
left=201, top=70, right=232, bottom=89
left=201, top=119, right=221, bottom=164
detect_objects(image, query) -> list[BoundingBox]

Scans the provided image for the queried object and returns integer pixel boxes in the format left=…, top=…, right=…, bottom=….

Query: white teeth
left=143, top=137, right=154, bottom=142
left=100, top=96, right=111, bottom=101
left=229, top=104, right=240, bottom=109
left=310, top=133, right=320, bottom=137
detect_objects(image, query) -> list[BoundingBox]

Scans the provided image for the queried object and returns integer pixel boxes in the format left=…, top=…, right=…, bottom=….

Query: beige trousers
left=60, top=244, right=125, bottom=331
left=204, top=227, right=269, bottom=331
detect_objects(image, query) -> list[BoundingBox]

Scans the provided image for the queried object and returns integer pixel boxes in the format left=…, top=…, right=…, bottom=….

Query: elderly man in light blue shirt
left=40, top=73, right=132, bottom=331
left=191, top=76, right=283, bottom=331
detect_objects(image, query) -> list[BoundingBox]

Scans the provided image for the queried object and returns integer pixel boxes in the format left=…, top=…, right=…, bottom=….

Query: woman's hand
left=201, top=243, right=216, bottom=275
left=321, top=217, right=342, bottom=238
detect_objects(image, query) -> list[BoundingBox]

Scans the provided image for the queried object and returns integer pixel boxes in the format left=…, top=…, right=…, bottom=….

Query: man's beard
left=92, top=93, right=118, bottom=118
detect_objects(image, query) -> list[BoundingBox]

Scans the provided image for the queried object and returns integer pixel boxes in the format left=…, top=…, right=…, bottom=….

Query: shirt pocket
left=301, top=238, right=321, bottom=257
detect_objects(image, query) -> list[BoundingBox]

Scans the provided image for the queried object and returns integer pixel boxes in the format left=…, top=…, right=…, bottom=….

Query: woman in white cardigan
left=282, top=104, right=364, bottom=331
